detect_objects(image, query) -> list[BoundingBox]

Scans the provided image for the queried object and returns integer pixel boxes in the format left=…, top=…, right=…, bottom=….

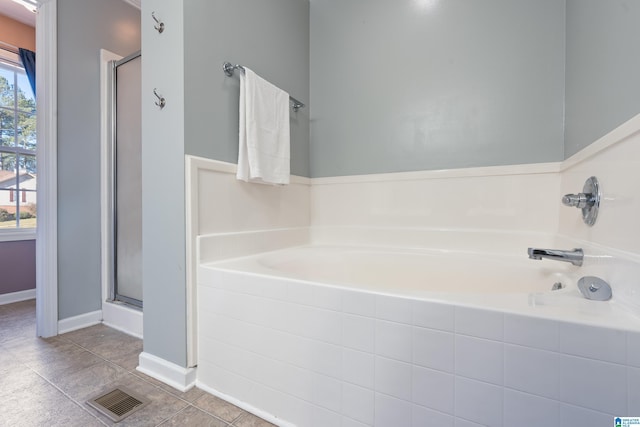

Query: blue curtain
left=18, top=48, right=36, bottom=96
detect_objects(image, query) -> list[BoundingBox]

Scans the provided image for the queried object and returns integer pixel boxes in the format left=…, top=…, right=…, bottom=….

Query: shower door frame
left=108, top=50, right=142, bottom=309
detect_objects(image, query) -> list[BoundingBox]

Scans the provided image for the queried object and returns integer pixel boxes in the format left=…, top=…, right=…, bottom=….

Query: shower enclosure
left=109, top=51, right=142, bottom=308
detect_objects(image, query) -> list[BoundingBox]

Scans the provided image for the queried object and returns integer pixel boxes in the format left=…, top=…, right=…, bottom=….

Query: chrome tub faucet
left=527, top=248, right=584, bottom=266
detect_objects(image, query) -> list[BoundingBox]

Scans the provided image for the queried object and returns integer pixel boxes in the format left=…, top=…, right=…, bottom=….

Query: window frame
left=0, top=56, right=37, bottom=238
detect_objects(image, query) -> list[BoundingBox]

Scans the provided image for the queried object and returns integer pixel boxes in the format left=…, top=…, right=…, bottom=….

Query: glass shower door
left=112, top=51, right=142, bottom=307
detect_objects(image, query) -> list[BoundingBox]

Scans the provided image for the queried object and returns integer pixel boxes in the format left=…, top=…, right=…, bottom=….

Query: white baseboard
left=102, top=301, right=143, bottom=339
left=57, top=310, right=102, bottom=334
left=137, top=352, right=197, bottom=392
left=195, top=381, right=295, bottom=427
left=0, top=289, right=35, bottom=305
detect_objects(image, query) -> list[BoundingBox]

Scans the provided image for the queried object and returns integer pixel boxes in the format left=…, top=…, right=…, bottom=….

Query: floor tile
left=0, top=397, right=104, bottom=427
left=52, top=360, right=129, bottom=402
left=194, top=393, right=245, bottom=423
left=19, top=341, right=104, bottom=381
left=0, top=315, right=35, bottom=344
left=60, top=323, right=143, bottom=371
left=3, top=335, right=72, bottom=362
left=62, top=324, right=128, bottom=349
left=232, top=412, right=278, bottom=427
left=132, top=371, right=207, bottom=403
left=0, top=300, right=274, bottom=427
left=0, top=370, right=103, bottom=427
left=0, top=344, right=24, bottom=376
left=107, top=344, right=144, bottom=371
left=159, top=406, right=229, bottom=427
left=0, top=367, right=56, bottom=399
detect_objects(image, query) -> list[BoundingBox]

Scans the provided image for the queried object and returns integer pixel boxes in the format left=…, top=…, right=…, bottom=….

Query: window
left=0, top=56, right=36, bottom=230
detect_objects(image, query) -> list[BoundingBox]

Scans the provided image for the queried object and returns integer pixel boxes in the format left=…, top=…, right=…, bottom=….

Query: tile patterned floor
left=0, top=299, right=276, bottom=427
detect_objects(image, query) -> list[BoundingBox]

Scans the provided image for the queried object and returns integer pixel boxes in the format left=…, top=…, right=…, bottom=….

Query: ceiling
left=0, top=0, right=36, bottom=27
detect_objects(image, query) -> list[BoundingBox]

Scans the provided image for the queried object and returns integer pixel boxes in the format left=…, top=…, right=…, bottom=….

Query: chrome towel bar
left=222, top=62, right=305, bottom=112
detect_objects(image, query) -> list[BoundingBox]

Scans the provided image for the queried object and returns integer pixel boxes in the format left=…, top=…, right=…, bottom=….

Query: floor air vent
left=87, top=386, right=150, bottom=422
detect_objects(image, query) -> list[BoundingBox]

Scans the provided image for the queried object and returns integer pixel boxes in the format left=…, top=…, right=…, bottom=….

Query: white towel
left=237, top=67, right=290, bottom=185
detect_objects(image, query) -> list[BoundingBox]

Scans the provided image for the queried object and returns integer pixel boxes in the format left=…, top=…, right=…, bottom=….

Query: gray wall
left=310, top=0, right=565, bottom=177
left=57, top=0, right=140, bottom=320
left=184, top=0, right=310, bottom=177
left=0, top=240, right=35, bottom=294
left=141, top=0, right=187, bottom=367
left=564, top=0, right=640, bottom=157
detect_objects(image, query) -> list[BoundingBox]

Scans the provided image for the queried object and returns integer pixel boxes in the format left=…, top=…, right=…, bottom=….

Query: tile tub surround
left=310, top=163, right=562, bottom=233
left=198, top=267, right=640, bottom=427
left=559, top=113, right=640, bottom=256
left=192, top=115, right=640, bottom=426
left=187, top=155, right=311, bottom=366
left=0, top=300, right=276, bottom=427
left=305, top=113, right=640, bottom=312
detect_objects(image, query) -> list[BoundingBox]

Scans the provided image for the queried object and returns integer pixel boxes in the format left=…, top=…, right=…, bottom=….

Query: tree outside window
left=0, top=63, right=36, bottom=229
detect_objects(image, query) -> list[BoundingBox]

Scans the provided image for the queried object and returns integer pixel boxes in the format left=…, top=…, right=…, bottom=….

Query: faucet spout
left=527, top=248, right=584, bottom=266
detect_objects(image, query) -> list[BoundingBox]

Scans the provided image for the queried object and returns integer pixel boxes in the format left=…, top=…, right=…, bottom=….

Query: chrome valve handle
left=562, top=193, right=592, bottom=209
left=561, top=176, right=600, bottom=226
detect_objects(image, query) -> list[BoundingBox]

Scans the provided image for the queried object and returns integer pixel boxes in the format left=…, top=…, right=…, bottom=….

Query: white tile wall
left=628, top=367, right=640, bottom=413
left=342, top=348, right=375, bottom=389
left=198, top=267, right=637, bottom=426
left=343, top=314, right=375, bottom=353
left=311, top=407, right=341, bottom=427
left=374, top=356, right=412, bottom=401
left=454, top=418, right=485, bottom=427
left=454, top=377, right=504, bottom=427
left=311, top=372, right=342, bottom=412
left=629, top=332, right=640, bottom=368
left=454, top=306, right=504, bottom=341
left=504, top=313, right=560, bottom=351
left=412, top=327, right=454, bottom=373
left=343, top=290, right=376, bottom=317
left=504, top=344, right=560, bottom=399
left=412, top=405, right=454, bottom=427
left=287, top=304, right=342, bottom=345
left=375, top=320, right=412, bottom=362
left=287, top=282, right=343, bottom=311
left=342, top=383, right=375, bottom=425
left=558, top=354, right=627, bottom=415
left=411, top=366, right=454, bottom=414
left=412, top=300, right=455, bottom=332
left=503, top=389, right=559, bottom=427
left=558, top=321, right=627, bottom=364
left=376, top=295, right=413, bottom=324
left=342, top=417, right=369, bottom=427
left=455, top=335, right=503, bottom=385
left=559, top=403, right=615, bottom=427
left=374, top=393, right=412, bottom=427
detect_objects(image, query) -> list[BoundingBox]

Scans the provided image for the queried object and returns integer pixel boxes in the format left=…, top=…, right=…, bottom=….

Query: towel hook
left=151, top=12, right=164, bottom=33
left=153, top=88, right=165, bottom=109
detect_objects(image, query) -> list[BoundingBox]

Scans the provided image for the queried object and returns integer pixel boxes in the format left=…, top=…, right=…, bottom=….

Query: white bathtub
left=197, top=243, right=640, bottom=427
left=215, top=245, right=574, bottom=295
